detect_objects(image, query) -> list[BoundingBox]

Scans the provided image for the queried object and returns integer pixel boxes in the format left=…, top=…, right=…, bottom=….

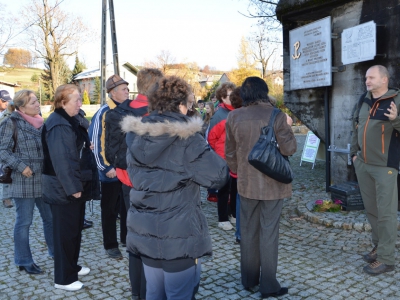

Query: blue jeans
left=14, top=197, right=54, bottom=266
left=235, top=193, right=241, bottom=240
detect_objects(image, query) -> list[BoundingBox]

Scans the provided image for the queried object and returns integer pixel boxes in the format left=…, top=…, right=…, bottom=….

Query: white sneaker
left=218, top=221, right=233, bottom=231
left=229, top=216, right=236, bottom=225
left=55, top=281, right=84, bottom=291
left=78, top=267, right=90, bottom=276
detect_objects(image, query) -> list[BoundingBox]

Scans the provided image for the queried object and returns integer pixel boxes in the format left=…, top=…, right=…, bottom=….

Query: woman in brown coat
left=225, top=77, right=297, bottom=298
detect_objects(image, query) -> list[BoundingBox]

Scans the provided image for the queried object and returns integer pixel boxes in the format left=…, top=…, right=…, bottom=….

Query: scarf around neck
left=16, top=110, right=44, bottom=129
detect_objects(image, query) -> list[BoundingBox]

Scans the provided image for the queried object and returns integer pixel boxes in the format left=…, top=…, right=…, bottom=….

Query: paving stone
left=1, top=134, right=399, bottom=299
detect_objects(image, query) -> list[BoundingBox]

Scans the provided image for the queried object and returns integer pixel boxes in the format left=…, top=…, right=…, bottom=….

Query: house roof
left=0, top=80, right=20, bottom=87
left=73, top=62, right=140, bottom=80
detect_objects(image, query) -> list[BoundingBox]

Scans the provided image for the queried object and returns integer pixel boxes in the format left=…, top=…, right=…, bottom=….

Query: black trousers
left=217, top=176, right=237, bottom=222
left=51, top=200, right=85, bottom=285
left=122, top=184, right=147, bottom=298
left=240, top=196, right=283, bottom=294
left=100, top=181, right=127, bottom=249
left=230, top=177, right=237, bottom=218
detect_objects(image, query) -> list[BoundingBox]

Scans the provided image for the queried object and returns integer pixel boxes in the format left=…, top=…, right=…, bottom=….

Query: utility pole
left=39, top=79, right=41, bottom=106
left=100, top=0, right=107, bottom=105
left=109, top=0, right=120, bottom=75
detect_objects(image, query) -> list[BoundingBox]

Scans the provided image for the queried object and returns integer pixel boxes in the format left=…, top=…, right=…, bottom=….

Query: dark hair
left=137, top=68, right=164, bottom=96
left=148, top=76, right=189, bottom=113
left=240, top=77, right=269, bottom=106
left=197, top=100, right=204, bottom=104
left=54, top=84, right=79, bottom=109
left=216, top=82, right=236, bottom=102
left=230, top=87, right=243, bottom=109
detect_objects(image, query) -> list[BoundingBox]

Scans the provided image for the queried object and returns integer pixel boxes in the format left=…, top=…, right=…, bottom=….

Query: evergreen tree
left=71, top=55, right=86, bottom=82
left=82, top=90, right=90, bottom=104
left=92, top=77, right=101, bottom=104
left=41, top=58, right=71, bottom=102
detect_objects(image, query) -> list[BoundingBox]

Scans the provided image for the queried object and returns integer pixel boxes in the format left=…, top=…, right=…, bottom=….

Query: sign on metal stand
left=300, top=131, right=320, bottom=169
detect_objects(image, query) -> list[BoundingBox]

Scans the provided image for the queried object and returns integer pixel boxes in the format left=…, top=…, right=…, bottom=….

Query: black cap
left=0, top=90, right=12, bottom=101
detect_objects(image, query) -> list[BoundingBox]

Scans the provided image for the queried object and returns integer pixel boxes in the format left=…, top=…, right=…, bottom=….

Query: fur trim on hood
left=121, top=115, right=203, bottom=139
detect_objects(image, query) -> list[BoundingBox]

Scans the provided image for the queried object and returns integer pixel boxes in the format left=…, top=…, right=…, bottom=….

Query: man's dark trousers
left=101, top=181, right=126, bottom=249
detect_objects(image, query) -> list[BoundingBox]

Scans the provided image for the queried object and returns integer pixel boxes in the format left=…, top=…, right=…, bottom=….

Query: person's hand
left=106, top=168, right=116, bottom=178
left=352, top=155, right=357, bottom=163
left=90, top=142, right=94, bottom=150
left=72, top=192, right=81, bottom=198
left=22, top=166, right=33, bottom=178
left=286, top=114, right=293, bottom=126
left=384, top=101, right=398, bottom=121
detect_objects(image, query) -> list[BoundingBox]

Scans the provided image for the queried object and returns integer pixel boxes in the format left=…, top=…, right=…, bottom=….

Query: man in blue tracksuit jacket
left=88, top=74, right=130, bottom=259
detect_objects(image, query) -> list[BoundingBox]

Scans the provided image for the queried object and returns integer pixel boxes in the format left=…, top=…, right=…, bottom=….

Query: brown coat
left=225, top=102, right=297, bottom=200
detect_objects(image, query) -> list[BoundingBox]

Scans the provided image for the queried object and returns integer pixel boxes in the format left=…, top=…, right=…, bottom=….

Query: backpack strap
left=353, top=92, right=367, bottom=125
left=10, top=117, right=17, bottom=153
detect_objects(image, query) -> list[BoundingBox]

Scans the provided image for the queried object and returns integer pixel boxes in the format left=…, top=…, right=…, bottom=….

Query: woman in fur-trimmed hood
left=121, top=76, right=228, bottom=300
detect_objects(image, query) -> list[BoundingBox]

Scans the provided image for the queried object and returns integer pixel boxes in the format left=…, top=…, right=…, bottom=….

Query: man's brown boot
left=363, top=245, right=377, bottom=263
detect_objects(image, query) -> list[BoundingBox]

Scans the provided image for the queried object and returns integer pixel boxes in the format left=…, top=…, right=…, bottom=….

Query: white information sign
left=300, top=131, right=320, bottom=169
left=342, top=21, right=376, bottom=65
left=289, top=16, right=332, bottom=90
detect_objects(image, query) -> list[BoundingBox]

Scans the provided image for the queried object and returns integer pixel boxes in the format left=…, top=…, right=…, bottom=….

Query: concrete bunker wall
left=277, top=0, right=400, bottom=184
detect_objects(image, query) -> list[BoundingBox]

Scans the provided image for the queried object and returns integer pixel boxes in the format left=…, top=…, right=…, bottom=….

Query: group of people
left=0, top=86, right=99, bottom=291
left=0, top=63, right=397, bottom=299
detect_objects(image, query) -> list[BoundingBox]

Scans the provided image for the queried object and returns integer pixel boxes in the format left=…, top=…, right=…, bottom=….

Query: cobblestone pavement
left=1, top=134, right=400, bottom=299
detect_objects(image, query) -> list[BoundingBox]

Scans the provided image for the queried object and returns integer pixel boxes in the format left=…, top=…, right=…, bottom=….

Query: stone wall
left=277, top=0, right=400, bottom=184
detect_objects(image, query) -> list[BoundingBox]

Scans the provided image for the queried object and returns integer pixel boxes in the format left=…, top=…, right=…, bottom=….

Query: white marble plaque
left=289, top=17, right=332, bottom=90
left=342, top=21, right=376, bottom=65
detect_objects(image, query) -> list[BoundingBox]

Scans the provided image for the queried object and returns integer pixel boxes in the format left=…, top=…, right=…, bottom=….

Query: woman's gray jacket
left=0, top=111, right=43, bottom=198
left=121, top=111, right=228, bottom=261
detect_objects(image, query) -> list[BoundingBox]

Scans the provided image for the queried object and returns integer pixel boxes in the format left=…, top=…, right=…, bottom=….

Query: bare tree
left=0, top=4, right=17, bottom=55
left=249, top=26, right=278, bottom=79
left=21, top=0, right=91, bottom=97
left=244, top=0, right=280, bottom=29
left=156, top=50, right=176, bottom=73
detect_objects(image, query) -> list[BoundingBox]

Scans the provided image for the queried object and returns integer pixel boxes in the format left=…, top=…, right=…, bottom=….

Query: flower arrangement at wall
left=313, top=199, right=343, bottom=212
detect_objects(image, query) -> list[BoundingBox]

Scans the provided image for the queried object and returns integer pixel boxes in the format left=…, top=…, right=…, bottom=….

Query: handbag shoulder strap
left=10, top=117, right=17, bottom=153
left=268, top=108, right=281, bottom=128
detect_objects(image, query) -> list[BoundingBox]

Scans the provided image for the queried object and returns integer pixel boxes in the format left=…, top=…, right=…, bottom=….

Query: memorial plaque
left=289, top=17, right=332, bottom=90
left=342, top=21, right=376, bottom=65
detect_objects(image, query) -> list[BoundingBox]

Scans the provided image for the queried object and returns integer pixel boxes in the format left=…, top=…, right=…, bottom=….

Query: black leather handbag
left=248, top=108, right=294, bottom=184
left=0, top=118, right=18, bottom=184
left=0, top=165, right=12, bottom=183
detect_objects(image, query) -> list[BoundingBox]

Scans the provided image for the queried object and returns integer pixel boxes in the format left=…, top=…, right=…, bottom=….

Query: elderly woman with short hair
left=42, top=84, right=99, bottom=291
left=122, top=76, right=228, bottom=300
left=0, top=89, right=54, bottom=275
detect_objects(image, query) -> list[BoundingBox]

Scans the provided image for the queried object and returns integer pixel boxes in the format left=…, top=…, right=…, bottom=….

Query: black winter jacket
left=105, top=99, right=147, bottom=169
left=42, top=110, right=100, bottom=205
left=121, top=111, right=229, bottom=260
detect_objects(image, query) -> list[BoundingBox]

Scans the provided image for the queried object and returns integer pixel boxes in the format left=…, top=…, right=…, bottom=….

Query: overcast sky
left=6, top=0, right=262, bottom=71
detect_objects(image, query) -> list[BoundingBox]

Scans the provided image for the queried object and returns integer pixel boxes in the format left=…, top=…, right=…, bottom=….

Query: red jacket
left=116, top=94, right=149, bottom=187
left=207, top=103, right=234, bottom=159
